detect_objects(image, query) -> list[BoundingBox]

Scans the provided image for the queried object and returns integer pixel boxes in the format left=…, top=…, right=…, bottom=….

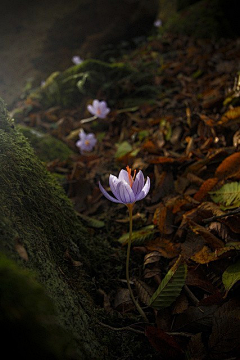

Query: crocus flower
left=99, top=166, right=150, bottom=205
left=154, top=19, right=162, bottom=27
left=72, top=55, right=83, bottom=65
left=76, top=129, right=97, bottom=153
left=87, top=99, right=110, bottom=119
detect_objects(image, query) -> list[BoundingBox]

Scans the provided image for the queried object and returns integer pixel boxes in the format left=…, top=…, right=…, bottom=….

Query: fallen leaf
left=15, top=238, right=28, bottom=261
left=145, top=326, right=185, bottom=359
left=194, top=177, right=219, bottom=201
left=215, top=152, right=240, bottom=180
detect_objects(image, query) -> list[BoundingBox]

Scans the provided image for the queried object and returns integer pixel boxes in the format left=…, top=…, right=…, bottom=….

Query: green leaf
left=149, top=257, right=187, bottom=310
left=115, top=141, right=132, bottom=159
left=222, top=260, right=240, bottom=295
left=209, top=182, right=240, bottom=209
left=77, top=213, right=105, bottom=228
left=117, top=225, right=155, bottom=245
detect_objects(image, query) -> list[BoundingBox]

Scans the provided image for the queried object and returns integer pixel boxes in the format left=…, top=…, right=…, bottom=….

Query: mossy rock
left=160, top=0, right=240, bottom=39
left=17, top=125, right=73, bottom=162
left=0, top=97, right=106, bottom=359
left=0, top=253, right=70, bottom=360
left=30, top=59, right=159, bottom=108
left=0, top=98, right=160, bottom=359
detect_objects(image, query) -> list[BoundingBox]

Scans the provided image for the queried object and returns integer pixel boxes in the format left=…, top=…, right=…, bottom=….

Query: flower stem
left=126, top=204, right=148, bottom=322
left=80, top=115, right=97, bottom=124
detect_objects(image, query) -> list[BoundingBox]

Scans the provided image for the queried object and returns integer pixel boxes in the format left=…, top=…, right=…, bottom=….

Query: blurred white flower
left=154, top=19, right=162, bottom=28
left=72, top=56, right=83, bottom=65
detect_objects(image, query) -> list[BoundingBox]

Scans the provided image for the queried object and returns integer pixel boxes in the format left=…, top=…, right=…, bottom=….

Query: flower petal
left=109, top=175, right=121, bottom=199
left=93, top=99, right=99, bottom=109
left=132, top=170, right=144, bottom=196
left=117, top=181, right=135, bottom=204
left=87, top=104, right=95, bottom=115
left=99, top=181, right=122, bottom=203
left=118, top=169, right=130, bottom=185
left=135, top=177, right=150, bottom=201
left=79, top=129, right=86, bottom=139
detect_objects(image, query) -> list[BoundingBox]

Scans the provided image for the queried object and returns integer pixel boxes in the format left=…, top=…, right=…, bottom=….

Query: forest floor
left=10, top=31, right=240, bottom=359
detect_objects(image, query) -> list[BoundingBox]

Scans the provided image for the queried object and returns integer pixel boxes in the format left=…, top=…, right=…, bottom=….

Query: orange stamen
left=85, top=140, right=90, bottom=145
left=126, top=166, right=136, bottom=188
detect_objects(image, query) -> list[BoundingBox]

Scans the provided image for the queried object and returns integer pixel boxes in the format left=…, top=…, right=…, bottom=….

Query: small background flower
left=87, top=99, right=110, bottom=119
left=72, top=56, right=83, bottom=65
left=154, top=19, right=162, bottom=28
left=76, top=129, right=97, bottom=153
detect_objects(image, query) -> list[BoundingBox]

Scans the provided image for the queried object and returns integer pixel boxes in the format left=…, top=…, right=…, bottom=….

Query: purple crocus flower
left=154, top=19, right=162, bottom=28
left=72, top=55, right=83, bottom=65
left=87, top=99, right=110, bottom=119
left=76, top=129, right=97, bottom=153
left=99, top=166, right=150, bottom=205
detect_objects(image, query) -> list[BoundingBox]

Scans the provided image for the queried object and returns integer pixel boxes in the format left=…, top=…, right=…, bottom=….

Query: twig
left=202, top=207, right=240, bottom=223
left=97, top=320, right=145, bottom=335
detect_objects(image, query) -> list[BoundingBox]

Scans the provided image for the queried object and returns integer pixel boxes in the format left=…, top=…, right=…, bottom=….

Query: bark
left=0, top=97, right=106, bottom=359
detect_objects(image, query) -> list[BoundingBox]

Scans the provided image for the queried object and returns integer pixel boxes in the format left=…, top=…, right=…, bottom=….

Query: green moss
left=162, top=0, right=236, bottom=39
left=30, top=59, right=159, bottom=108
left=17, top=125, right=73, bottom=162
left=0, top=253, right=68, bottom=360
left=0, top=97, right=105, bottom=359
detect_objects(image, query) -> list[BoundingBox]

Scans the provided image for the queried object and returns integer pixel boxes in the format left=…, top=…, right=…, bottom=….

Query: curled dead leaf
left=215, top=152, right=240, bottom=180
left=194, top=177, right=219, bottom=201
left=145, top=237, right=180, bottom=259
left=15, top=238, right=28, bottom=261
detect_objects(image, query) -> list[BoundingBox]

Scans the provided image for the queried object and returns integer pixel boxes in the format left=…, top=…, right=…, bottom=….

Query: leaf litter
left=12, top=33, right=240, bottom=359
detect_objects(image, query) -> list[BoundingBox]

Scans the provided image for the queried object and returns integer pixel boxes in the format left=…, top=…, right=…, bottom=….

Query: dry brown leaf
left=187, top=220, right=225, bottom=249
left=153, top=203, right=174, bottom=235
left=113, top=288, right=133, bottom=312
left=145, top=237, right=180, bottom=258
left=15, top=238, right=28, bottom=261
left=194, top=177, right=219, bottom=201
left=145, top=326, right=185, bottom=359
left=134, top=279, right=154, bottom=306
left=219, top=106, right=240, bottom=125
left=144, top=251, right=162, bottom=266
left=186, top=267, right=219, bottom=294
left=172, top=291, right=189, bottom=315
left=199, top=113, right=217, bottom=127
left=151, top=170, right=175, bottom=203
left=190, top=244, right=240, bottom=264
left=142, top=140, right=158, bottom=153
left=150, top=156, right=177, bottom=164
left=215, top=152, right=240, bottom=179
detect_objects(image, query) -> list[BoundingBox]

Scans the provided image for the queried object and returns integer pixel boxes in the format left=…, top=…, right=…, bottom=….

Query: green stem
left=126, top=204, right=148, bottom=322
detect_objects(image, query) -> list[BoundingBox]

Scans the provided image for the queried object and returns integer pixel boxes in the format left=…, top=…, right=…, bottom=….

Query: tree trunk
left=0, top=97, right=106, bottom=359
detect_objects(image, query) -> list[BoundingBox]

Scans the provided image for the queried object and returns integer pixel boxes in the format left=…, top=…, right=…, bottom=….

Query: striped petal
left=99, top=181, right=122, bottom=203
left=118, top=169, right=131, bottom=185
left=116, top=181, right=135, bottom=204
left=135, top=177, right=150, bottom=201
left=109, top=175, right=121, bottom=199
left=132, top=170, right=144, bottom=197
